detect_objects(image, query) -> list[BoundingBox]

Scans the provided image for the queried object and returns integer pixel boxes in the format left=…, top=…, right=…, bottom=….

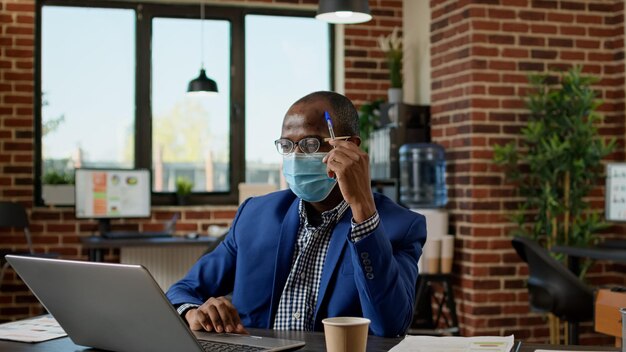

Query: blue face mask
left=283, top=153, right=337, bottom=202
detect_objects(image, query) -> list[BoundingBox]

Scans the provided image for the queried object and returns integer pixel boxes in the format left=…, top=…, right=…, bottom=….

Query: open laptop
left=6, top=255, right=305, bottom=352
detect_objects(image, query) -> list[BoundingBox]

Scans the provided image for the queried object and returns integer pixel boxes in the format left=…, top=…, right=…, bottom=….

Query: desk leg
left=88, top=249, right=103, bottom=262
left=568, top=321, right=578, bottom=345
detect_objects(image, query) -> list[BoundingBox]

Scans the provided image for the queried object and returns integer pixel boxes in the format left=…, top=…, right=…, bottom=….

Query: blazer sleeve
left=165, top=199, right=249, bottom=306
left=347, top=213, right=426, bottom=337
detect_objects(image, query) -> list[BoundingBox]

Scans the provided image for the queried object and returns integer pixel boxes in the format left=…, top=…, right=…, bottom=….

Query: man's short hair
left=293, top=91, right=360, bottom=136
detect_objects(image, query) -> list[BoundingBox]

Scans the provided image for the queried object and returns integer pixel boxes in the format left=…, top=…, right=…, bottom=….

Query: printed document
left=0, top=314, right=66, bottom=343
left=389, top=335, right=514, bottom=352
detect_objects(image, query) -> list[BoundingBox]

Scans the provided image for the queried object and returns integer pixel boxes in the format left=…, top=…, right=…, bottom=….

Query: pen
left=324, top=111, right=336, bottom=141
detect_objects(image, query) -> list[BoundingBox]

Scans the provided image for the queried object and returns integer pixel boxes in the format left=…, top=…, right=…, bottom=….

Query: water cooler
left=398, top=143, right=449, bottom=274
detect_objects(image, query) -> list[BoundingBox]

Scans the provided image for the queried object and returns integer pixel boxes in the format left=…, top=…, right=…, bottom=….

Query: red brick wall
left=430, top=0, right=625, bottom=344
left=0, top=0, right=402, bottom=321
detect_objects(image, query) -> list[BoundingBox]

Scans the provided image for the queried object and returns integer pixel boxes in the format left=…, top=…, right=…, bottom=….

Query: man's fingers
left=214, top=300, right=236, bottom=333
left=197, top=297, right=247, bottom=335
left=234, top=323, right=249, bottom=334
left=195, top=309, right=214, bottom=332
left=206, top=305, right=225, bottom=332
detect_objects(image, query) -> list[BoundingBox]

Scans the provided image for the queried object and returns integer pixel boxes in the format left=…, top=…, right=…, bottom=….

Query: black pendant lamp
left=187, top=1, right=218, bottom=95
left=316, top=0, right=372, bottom=24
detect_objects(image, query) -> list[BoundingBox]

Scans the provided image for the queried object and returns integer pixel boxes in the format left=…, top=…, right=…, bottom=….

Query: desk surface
left=80, top=235, right=217, bottom=249
left=0, top=329, right=619, bottom=352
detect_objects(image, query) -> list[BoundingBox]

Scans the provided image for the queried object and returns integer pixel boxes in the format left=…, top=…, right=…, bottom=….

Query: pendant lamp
left=316, top=0, right=372, bottom=24
left=187, top=1, right=218, bottom=95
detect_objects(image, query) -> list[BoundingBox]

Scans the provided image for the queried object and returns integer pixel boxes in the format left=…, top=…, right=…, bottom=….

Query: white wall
left=403, top=0, right=430, bottom=105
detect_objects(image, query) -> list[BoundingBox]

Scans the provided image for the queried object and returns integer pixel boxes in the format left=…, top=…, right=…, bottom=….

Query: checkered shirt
left=176, top=200, right=381, bottom=329
left=272, top=199, right=380, bottom=331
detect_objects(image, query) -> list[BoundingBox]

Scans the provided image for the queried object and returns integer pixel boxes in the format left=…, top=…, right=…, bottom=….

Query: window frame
left=35, top=0, right=334, bottom=206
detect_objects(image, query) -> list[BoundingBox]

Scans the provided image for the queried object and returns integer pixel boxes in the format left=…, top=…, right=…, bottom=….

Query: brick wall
left=430, top=0, right=625, bottom=344
left=0, top=0, right=402, bottom=322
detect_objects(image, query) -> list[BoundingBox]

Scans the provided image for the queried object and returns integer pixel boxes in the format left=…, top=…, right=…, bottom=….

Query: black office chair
left=0, top=202, right=57, bottom=286
left=511, top=236, right=594, bottom=344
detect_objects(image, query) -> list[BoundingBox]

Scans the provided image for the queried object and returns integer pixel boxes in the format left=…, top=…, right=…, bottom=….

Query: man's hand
left=184, top=297, right=248, bottom=334
left=324, top=138, right=376, bottom=223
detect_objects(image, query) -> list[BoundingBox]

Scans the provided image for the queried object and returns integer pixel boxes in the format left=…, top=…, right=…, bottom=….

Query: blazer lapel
left=268, top=198, right=300, bottom=326
left=313, top=208, right=352, bottom=322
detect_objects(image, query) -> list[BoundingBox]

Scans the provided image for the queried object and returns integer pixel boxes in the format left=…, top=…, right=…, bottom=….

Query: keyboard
left=101, top=231, right=172, bottom=239
left=198, top=340, right=266, bottom=352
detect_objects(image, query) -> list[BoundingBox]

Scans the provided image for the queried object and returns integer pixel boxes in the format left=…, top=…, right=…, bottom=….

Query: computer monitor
left=605, top=163, right=626, bottom=222
left=75, top=169, right=151, bottom=227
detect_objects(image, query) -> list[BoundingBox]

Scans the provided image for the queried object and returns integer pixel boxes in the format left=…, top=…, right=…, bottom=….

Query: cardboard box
left=595, top=288, right=626, bottom=339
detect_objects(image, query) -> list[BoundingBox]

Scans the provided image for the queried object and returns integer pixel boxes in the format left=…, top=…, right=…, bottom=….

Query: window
left=245, top=15, right=331, bottom=187
left=41, top=6, right=135, bottom=175
left=36, top=2, right=332, bottom=205
left=152, top=18, right=231, bottom=193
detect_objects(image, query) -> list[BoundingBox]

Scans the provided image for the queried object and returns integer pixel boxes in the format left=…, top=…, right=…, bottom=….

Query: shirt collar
left=298, top=199, right=349, bottom=228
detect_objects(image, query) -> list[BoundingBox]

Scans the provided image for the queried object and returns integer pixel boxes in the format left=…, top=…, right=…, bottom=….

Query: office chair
left=511, top=236, right=594, bottom=344
left=0, top=202, right=57, bottom=286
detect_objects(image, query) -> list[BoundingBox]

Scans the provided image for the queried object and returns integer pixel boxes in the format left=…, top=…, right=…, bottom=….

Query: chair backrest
left=0, top=202, right=29, bottom=228
left=511, top=236, right=594, bottom=323
left=0, top=202, right=33, bottom=254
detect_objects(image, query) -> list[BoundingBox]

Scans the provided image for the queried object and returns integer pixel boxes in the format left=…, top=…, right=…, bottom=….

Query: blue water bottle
left=399, top=143, right=447, bottom=208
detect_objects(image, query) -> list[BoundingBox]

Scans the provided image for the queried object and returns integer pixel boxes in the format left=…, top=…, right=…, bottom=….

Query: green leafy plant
left=377, top=27, right=403, bottom=89
left=493, top=67, right=616, bottom=277
left=175, top=177, right=193, bottom=196
left=42, top=170, right=74, bottom=185
left=359, top=99, right=384, bottom=153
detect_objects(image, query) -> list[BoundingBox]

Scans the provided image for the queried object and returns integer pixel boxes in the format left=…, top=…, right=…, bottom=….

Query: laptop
left=6, top=255, right=305, bottom=352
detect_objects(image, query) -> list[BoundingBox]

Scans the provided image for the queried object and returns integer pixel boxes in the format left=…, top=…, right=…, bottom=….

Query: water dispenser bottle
left=399, top=143, right=447, bottom=208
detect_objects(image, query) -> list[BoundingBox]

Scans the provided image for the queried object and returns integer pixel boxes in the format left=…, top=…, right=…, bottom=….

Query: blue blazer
left=166, top=190, right=426, bottom=337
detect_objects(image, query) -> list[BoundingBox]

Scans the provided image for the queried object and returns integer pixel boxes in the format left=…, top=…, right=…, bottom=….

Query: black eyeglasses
left=274, top=136, right=350, bottom=155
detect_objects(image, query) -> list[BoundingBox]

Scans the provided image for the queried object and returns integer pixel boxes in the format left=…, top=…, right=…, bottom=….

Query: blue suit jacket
left=166, top=190, right=426, bottom=337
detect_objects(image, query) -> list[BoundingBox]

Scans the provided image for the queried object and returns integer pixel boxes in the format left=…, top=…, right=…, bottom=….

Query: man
left=166, top=91, right=426, bottom=337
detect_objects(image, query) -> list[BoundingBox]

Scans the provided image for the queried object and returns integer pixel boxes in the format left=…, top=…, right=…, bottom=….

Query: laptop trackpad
left=193, top=330, right=305, bottom=351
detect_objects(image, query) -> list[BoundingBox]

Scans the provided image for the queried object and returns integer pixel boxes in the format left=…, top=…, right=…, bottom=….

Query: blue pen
left=324, top=111, right=336, bottom=141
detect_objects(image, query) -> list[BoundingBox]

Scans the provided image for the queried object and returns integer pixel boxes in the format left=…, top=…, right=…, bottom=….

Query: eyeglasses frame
left=274, top=136, right=351, bottom=155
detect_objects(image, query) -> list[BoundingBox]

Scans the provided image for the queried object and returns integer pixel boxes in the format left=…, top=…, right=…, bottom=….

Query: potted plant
left=42, top=170, right=75, bottom=205
left=175, top=176, right=193, bottom=205
left=494, top=66, right=616, bottom=278
left=359, top=99, right=384, bottom=153
left=378, top=27, right=403, bottom=103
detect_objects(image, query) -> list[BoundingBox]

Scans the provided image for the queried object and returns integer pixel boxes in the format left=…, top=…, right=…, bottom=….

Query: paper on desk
left=0, top=314, right=66, bottom=343
left=389, top=335, right=514, bottom=352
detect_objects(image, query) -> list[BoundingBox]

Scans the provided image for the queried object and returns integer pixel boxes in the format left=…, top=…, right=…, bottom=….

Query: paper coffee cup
left=440, top=235, right=455, bottom=273
left=423, top=236, right=441, bottom=273
left=322, top=317, right=370, bottom=352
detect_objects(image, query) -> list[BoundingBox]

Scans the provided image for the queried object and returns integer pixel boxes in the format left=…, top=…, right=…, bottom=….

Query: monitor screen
left=606, top=163, right=626, bottom=222
left=75, top=169, right=151, bottom=219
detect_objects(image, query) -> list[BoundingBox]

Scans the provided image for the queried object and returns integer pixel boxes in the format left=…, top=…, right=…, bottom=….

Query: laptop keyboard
left=199, top=340, right=267, bottom=352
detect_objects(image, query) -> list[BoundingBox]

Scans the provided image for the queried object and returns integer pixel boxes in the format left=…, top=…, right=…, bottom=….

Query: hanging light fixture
left=316, top=0, right=372, bottom=24
left=187, top=0, right=218, bottom=95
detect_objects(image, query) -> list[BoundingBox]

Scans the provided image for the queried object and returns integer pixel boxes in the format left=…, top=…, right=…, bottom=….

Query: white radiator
left=121, top=246, right=206, bottom=291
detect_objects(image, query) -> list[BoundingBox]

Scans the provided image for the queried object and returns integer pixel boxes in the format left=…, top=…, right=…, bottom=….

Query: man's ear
left=349, top=136, right=362, bottom=147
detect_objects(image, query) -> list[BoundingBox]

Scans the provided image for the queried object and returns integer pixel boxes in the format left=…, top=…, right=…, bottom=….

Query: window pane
left=245, top=15, right=330, bottom=186
left=42, top=6, right=135, bottom=178
left=152, top=18, right=231, bottom=193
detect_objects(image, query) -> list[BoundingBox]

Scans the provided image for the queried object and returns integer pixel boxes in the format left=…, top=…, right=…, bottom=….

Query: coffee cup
left=440, top=235, right=455, bottom=273
left=423, top=236, right=441, bottom=273
left=322, top=317, right=370, bottom=352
